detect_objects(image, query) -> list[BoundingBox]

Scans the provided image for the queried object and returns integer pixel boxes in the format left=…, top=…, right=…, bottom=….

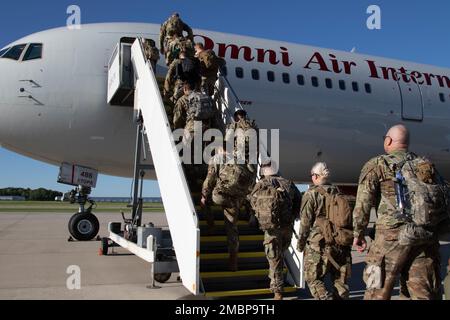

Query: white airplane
left=0, top=22, right=449, bottom=186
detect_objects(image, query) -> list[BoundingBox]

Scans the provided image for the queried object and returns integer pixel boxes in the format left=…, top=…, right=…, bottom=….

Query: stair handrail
left=214, top=69, right=305, bottom=289
left=130, top=37, right=201, bottom=295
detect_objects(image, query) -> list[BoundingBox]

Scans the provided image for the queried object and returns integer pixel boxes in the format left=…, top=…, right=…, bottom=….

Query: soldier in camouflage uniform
left=226, top=110, right=259, bottom=172
left=249, top=161, right=301, bottom=300
left=195, top=43, right=226, bottom=96
left=174, top=82, right=216, bottom=193
left=201, top=147, right=250, bottom=271
left=353, top=124, right=441, bottom=300
left=143, top=38, right=160, bottom=71
left=297, top=162, right=352, bottom=300
left=444, top=259, right=450, bottom=300
left=159, top=13, right=194, bottom=66
left=173, top=82, right=216, bottom=133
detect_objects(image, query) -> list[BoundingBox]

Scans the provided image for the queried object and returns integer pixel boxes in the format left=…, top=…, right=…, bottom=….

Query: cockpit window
left=23, top=43, right=43, bottom=61
left=2, top=44, right=26, bottom=60
left=0, top=47, right=10, bottom=57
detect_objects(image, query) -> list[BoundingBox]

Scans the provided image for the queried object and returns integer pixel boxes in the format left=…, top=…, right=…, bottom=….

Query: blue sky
left=1, top=1, right=449, bottom=196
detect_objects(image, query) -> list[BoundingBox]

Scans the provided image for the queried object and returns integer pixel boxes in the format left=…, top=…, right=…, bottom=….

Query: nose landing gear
left=67, top=186, right=100, bottom=241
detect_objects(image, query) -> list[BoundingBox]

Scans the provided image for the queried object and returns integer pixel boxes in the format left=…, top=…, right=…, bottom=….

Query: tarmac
left=0, top=210, right=448, bottom=300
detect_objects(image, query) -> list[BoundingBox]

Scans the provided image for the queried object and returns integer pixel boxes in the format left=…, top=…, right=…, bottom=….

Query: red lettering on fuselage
left=194, top=34, right=292, bottom=67
left=194, top=35, right=449, bottom=89
left=304, top=52, right=357, bottom=74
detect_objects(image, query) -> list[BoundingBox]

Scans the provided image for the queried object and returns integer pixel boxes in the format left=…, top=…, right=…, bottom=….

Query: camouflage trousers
left=304, top=243, right=352, bottom=300
left=363, top=228, right=441, bottom=300
left=201, top=76, right=218, bottom=96
left=264, top=228, right=292, bottom=294
left=212, top=191, right=242, bottom=254
left=444, top=268, right=450, bottom=300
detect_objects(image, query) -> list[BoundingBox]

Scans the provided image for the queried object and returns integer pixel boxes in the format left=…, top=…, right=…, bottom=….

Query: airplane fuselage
left=0, top=23, right=449, bottom=184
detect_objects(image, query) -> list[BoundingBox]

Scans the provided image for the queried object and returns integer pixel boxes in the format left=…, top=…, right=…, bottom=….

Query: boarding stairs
left=107, top=37, right=304, bottom=298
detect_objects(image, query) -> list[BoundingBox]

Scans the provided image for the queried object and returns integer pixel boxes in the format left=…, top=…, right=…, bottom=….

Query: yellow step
left=201, top=268, right=287, bottom=279
left=205, top=286, right=297, bottom=298
left=200, top=252, right=265, bottom=260
left=200, top=235, right=264, bottom=243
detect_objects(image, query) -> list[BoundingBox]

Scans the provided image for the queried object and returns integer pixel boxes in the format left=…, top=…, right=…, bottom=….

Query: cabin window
left=282, top=73, right=290, bottom=84
left=251, top=69, right=260, bottom=80
left=325, top=78, right=333, bottom=89
left=439, top=93, right=446, bottom=103
left=267, top=71, right=275, bottom=82
left=365, top=83, right=372, bottom=94
left=339, top=80, right=346, bottom=91
left=311, top=76, right=319, bottom=87
left=352, top=81, right=359, bottom=92
left=23, top=43, right=43, bottom=61
left=297, top=75, right=305, bottom=86
left=2, top=44, right=26, bottom=60
left=0, top=47, right=10, bottom=57
left=235, top=67, right=244, bottom=79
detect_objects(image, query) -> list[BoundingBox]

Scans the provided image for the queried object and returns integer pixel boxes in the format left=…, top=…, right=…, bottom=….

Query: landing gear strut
left=67, top=186, right=100, bottom=241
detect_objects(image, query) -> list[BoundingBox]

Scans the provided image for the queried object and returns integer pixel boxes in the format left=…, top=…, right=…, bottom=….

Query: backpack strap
left=315, top=186, right=331, bottom=219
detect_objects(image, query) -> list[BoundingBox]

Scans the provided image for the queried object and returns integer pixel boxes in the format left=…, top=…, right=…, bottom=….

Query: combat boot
left=274, top=292, right=283, bottom=300
left=229, top=253, right=238, bottom=272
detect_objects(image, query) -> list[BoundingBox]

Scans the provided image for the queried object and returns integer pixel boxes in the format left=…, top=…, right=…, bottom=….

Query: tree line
left=0, top=188, right=63, bottom=201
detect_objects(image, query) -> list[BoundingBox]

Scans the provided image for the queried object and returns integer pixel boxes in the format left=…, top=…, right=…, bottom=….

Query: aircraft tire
left=68, top=212, right=100, bottom=241
left=154, top=273, right=172, bottom=283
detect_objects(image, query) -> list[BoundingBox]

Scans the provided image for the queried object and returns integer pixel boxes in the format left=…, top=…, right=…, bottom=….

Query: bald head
left=384, top=124, right=410, bottom=153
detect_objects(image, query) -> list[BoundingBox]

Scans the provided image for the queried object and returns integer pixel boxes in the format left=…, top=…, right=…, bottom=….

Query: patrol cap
left=234, top=109, right=247, bottom=118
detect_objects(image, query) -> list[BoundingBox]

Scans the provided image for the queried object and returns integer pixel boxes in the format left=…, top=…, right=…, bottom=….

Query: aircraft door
left=396, top=73, right=424, bottom=121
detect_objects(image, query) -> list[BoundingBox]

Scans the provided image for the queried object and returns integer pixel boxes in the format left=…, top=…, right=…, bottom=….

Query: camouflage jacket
left=173, top=94, right=189, bottom=130
left=251, top=175, right=302, bottom=219
left=299, top=184, right=338, bottom=245
left=159, top=17, right=193, bottom=49
left=226, top=119, right=259, bottom=166
left=201, top=152, right=234, bottom=199
left=353, top=150, right=417, bottom=238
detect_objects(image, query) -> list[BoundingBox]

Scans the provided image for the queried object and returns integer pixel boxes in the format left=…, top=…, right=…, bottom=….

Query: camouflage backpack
left=215, top=164, right=256, bottom=199
left=227, top=119, right=259, bottom=165
left=187, top=92, right=215, bottom=121
left=249, top=177, right=294, bottom=231
left=314, top=186, right=354, bottom=246
left=389, top=154, right=450, bottom=245
left=166, top=16, right=183, bottom=37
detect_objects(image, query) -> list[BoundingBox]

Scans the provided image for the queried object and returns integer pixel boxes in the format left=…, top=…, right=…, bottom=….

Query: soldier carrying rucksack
left=297, top=162, right=353, bottom=300
left=159, top=13, right=194, bottom=66
left=201, top=145, right=257, bottom=272
left=226, top=110, right=259, bottom=173
left=164, top=50, right=201, bottom=104
left=248, top=161, right=301, bottom=300
left=195, top=43, right=226, bottom=96
left=353, top=124, right=446, bottom=300
left=143, top=38, right=160, bottom=71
